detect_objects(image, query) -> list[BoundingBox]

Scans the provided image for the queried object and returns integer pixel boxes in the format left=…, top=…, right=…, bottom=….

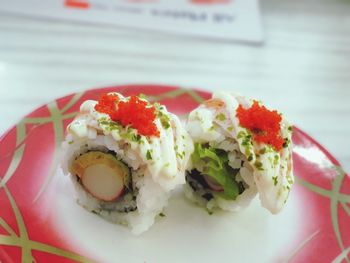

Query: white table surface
left=0, top=0, right=349, bottom=172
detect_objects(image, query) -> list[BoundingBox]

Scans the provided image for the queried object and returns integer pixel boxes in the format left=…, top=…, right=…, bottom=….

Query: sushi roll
left=61, top=93, right=193, bottom=234
left=185, top=92, right=294, bottom=214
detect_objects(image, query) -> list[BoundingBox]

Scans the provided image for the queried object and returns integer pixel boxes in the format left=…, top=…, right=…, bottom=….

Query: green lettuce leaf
left=192, top=143, right=239, bottom=200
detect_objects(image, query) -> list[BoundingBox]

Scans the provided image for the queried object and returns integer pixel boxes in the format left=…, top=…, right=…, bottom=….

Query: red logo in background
left=64, top=0, right=90, bottom=9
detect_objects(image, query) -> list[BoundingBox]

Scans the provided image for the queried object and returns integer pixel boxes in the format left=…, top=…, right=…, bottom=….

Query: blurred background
left=0, top=0, right=349, bottom=171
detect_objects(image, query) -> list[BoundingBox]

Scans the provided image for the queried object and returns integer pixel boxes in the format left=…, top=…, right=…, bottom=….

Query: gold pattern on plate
left=0, top=91, right=94, bottom=262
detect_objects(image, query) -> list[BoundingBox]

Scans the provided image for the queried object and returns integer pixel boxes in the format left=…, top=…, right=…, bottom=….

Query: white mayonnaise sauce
left=67, top=93, right=193, bottom=191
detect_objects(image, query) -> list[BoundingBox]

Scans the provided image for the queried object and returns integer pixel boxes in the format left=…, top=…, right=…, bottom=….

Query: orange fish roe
left=236, top=101, right=284, bottom=151
left=94, top=94, right=120, bottom=115
left=95, top=94, right=160, bottom=137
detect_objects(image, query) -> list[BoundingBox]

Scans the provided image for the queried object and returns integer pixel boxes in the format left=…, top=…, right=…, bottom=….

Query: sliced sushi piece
left=61, top=93, right=193, bottom=234
left=185, top=92, right=294, bottom=214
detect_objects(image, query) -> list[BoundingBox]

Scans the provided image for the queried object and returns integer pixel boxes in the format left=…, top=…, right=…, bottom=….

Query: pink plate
left=0, top=85, right=349, bottom=263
